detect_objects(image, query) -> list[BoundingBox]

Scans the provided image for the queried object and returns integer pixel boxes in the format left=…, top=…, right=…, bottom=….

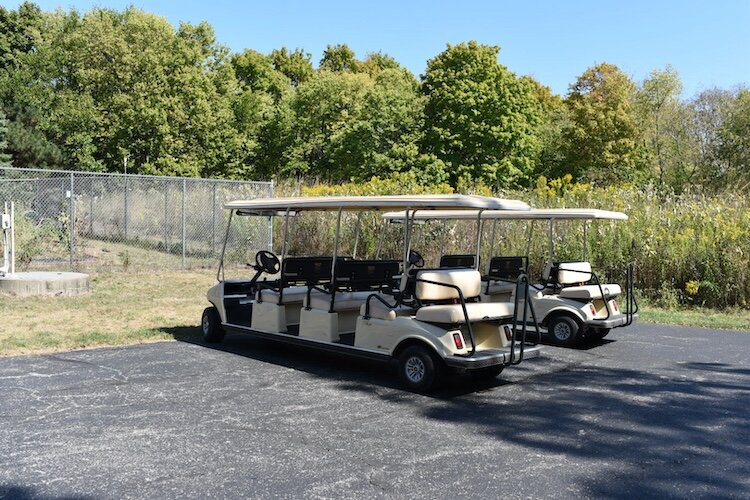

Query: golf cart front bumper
left=588, top=313, right=638, bottom=329
left=443, top=344, right=542, bottom=369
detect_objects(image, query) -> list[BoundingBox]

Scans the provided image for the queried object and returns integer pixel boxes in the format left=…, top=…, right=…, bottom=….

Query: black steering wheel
left=408, top=250, right=425, bottom=268
left=254, top=250, right=280, bottom=274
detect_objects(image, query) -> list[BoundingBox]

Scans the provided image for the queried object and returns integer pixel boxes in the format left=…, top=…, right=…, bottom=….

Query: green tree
left=422, top=41, right=542, bottom=188
left=360, top=52, right=402, bottom=77
left=635, top=66, right=686, bottom=186
left=563, top=63, right=647, bottom=184
left=0, top=1, right=43, bottom=71
left=281, top=71, right=373, bottom=179
left=0, top=111, right=11, bottom=167
left=50, top=7, right=242, bottom=176
left=231, top=49, right=288, bottom=100
left=337, top=68, right=447, bottom=183
left=718, top=89, right=750, bottom=188
left=319, top=43, right=360, bottom=72
left=522, top=76, right=568, bottom=179
left=269, top=47, right=313, bottom=87
left=689, top=88, right=735, bottom=187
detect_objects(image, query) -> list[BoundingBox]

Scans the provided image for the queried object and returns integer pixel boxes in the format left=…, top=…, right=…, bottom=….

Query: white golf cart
left=202, top=195, right=542, bottom=391
left=383, top=208, right=638, bottom=347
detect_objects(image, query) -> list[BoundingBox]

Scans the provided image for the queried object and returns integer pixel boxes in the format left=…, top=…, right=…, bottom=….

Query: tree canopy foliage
left=0, top=2, right=747, bottom=192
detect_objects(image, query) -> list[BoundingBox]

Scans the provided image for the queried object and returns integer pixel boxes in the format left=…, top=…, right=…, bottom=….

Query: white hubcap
left=405, top=356, right=426, bottom=383
left=202, top=314, right=210, bottom=334
left=553, top=322, right=571, bottom=340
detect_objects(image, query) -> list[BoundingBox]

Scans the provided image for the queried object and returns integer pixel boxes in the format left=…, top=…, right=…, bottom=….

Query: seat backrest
left=415, top=269, right=481, bottom=302
left=487, top=256, right=526, bottom=281
left=335, top=259, right=399, bottom=291
left=439, top=254, right=476, bottom=268
left=543, top=261, right=592, bottom=285
left=281, top=256, right=334, bottom=285
left=557, top=261, right=592, bottom=284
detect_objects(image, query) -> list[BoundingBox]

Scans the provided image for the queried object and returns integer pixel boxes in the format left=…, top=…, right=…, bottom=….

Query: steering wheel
left=408, top=250, right=425, bottom=268
left=254, top=250, right=280, bottom=275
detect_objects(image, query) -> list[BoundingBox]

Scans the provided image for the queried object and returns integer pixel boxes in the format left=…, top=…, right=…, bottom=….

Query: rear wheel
left=202, top=307, right=225, bottom=343
left=470, top=365, right=504, bottom=381
left=548, top=315, right=580, bottom=347
left=589, top=327, right=611, bottom=341
left=398, top=345, right=442, bottom=392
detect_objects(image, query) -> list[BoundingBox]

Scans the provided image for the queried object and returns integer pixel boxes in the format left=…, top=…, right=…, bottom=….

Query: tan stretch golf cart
left=202, top=195, right=542, bottom=391
left=383, top=208, right=638, bottom=347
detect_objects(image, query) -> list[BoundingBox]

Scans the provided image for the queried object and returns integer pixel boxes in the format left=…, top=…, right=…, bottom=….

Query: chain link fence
left=0, top=167, right=273, bottom=272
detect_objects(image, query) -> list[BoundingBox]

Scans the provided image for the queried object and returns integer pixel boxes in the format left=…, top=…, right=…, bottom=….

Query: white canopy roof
left=225, top=195, right=530, bottom=214
left=383, top=208, right=628, bottom=221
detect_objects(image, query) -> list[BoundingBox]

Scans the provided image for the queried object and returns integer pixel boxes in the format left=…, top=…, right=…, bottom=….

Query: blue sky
left=5, top=0, right=749, bottom=97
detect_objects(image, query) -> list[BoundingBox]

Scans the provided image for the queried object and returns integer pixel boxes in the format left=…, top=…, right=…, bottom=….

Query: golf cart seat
left=559, top=284, right=622, bottom=300
left=413, top=269, right=514, bottom=324
left=544, top=261, right=622, bottom=300
left=257, top=286, right=308, bottom=304
left=305, top=290, right=374, bottom=312
left=485, top=282, right=516, bottom=295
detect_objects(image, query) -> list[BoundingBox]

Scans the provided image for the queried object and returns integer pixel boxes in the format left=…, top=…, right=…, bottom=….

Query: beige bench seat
left=559, top=284, right=622, bottom=300
left=415, top=302, right=514, bottom=324
left=257, top=286, right=309, bottom=304
left=485, top=281, right=516, bottom=295
left=305, top=290, right=374, bottom=312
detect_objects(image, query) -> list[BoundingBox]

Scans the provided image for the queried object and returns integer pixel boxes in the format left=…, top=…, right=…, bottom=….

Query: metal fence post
left=164, top=182, right=169, bottom=253
left=69, top=172, right=75, bottom=269
left=181, top=178, right=186, bottom=269
left=124, top=174, right=129, bottom=241
left=211, top=182, right=217, bottom=254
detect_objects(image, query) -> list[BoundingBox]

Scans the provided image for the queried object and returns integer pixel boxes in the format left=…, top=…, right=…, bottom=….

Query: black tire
left=547, top=315, right=580, bottom=347
left=201, top=307, right=225, bottom=343
left=397, top=345, right=442, bottom=392
left=470, top=365, right=504, bottom=381
left=590, top=327, right=611, bottom=340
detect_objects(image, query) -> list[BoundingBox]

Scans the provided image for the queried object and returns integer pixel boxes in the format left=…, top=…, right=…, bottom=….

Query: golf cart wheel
left=470, top=365, right=504, bottom=381
left=201, top=307, right=225, bottom=343
left=398, top=345, right=442, bottom=392
left=548, top=315, right=580, bottom=347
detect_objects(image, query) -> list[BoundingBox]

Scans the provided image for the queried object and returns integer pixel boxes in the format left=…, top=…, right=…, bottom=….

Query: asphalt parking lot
left=2, top=323, right=750, bottom=499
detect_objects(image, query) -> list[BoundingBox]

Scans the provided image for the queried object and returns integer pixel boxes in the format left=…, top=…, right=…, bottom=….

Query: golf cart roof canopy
left=225, top=195, right=531, bottom=215
left=382, top=208, right=628, bottom=222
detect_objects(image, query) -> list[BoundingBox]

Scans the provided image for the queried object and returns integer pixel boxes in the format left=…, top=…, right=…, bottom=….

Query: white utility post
left=1, top=201, right=15, bottom=276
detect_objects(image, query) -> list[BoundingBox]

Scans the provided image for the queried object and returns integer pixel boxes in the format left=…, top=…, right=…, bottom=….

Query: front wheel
left=548, top=315, right=580, bottom=347
left=397, top=345, right=442, bottom=392
left=202, top=307, right=225, bottom=343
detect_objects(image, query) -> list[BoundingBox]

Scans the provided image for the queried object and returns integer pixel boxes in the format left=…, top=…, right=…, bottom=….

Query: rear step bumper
left=588, top=313, right=638, bottom=329
left=444, top=345, right=542, bottom=369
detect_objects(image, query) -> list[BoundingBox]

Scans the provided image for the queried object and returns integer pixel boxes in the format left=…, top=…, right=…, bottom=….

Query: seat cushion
left=557, top=262, right=593, bottom=284
left=415, top=269, right=481, bottom=301
left=559, top=284, right=622, bottom=300
left=485, top=281, right=516, bottom=295
left=359, top=300, right=415, bottom=321
left=305, top=290, right=373, bottom=311
left=415, top=302, right=514, bottom=324
left=257, top=286, right=308, bottom=304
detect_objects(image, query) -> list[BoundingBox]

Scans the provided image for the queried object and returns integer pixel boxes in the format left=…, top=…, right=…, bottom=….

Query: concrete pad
left=0, top=271, right=90, bottom=297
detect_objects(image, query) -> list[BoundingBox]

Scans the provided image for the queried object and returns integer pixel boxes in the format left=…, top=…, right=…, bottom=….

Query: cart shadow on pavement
left=169, top=327, right=515, bottom=398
